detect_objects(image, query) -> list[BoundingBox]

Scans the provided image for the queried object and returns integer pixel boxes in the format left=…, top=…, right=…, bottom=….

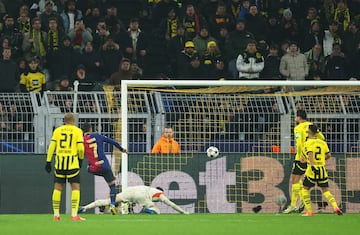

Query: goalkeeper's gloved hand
left=45, top=162, right=52, bottom=173
left=311, top=166, right=319, bottom=175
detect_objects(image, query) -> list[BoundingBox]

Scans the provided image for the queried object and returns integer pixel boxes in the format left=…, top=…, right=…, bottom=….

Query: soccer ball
left=206, top=146, right=219, bottom=158
left=275, top=195, right=287, bottom=206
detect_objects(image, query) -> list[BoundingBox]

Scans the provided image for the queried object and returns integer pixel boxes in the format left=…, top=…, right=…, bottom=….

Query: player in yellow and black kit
left=45, top=113, right=85, bottom=221
left=283, top=110, right=325, bottom=213
left=300, top=124, right=342, bottom=216
left=19, top=57, right=46, bottom=92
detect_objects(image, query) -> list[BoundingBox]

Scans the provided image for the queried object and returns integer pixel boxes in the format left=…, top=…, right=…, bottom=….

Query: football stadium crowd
left=0, top=0, right=359, bottom=93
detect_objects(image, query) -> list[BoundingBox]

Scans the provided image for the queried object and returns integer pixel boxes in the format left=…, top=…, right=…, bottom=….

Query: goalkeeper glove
left=311, top=166, right=319, bottom=175
left=45, top=162, right=52, bottom=173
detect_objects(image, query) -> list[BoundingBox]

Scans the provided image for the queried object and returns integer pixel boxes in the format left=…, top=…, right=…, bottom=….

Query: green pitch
left=1, top=213, right=359, bottom=235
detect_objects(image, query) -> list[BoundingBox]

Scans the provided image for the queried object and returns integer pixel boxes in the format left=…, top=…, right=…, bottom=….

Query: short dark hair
left=296, top=110, right=307, bottom=120
left=308, top=124, right=318, bottom=135
left=82, top=122, right=92, bottom=132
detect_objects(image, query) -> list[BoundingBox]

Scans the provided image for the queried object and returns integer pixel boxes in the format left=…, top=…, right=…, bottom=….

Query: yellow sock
left=301, top=189, right=312, bottom=213
left=323, top=191, right=338, bottom=210
left=52, top=189, right=61, bottom=216
left=71, top=190, right=80, bottom=217
left=290, top=183, right=301, bottom=207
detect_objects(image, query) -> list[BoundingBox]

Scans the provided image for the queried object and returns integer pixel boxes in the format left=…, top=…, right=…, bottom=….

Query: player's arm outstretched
left=104, top=136, right=128, bottom=153
left=159, top=194, right=189, bottom=214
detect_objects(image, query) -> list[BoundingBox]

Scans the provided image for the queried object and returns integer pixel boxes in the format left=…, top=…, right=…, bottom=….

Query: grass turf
left=1, top=213, right=359, bottom=235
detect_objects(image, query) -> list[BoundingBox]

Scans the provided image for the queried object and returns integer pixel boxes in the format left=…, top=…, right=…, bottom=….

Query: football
left=206, top=146, right=219, bottom=158
left=275, top=195, right=287, bottom=206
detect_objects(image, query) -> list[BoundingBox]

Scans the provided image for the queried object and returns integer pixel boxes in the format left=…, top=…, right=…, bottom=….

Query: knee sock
left=323, top=191, right=338, bottom=210
left=301, top=189, right=312, bottom=213
left=109, top=184, right=117, bottom=206
left=71, top=190, right=80, bottom=217
left=52, top=189, right=61, bottom=216
left=290, top=183, right=301, bottom=207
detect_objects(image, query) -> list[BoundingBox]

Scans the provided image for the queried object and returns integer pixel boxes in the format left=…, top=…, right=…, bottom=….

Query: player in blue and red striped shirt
left=81, top=122, right=127, bottom=215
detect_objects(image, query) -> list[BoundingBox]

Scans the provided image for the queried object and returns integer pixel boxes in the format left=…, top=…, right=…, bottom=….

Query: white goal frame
left=120, top=79, right=360, bottom=189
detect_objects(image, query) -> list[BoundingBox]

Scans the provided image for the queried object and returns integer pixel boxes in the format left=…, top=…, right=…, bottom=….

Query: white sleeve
left=159, top=195, right=189, bottom=214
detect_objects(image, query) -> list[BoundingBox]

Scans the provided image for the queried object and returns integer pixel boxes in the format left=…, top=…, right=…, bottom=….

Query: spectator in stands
left=280, top=8, right=300, bottom=43
left=225, top=18, right=255, bottom=79
left=158, top=7, right=181, bottom=42
left=0, top=0, right=5, bottom=19
left=109, top=58, right=132, bottom=87
left=56, top=36, right=76, bottom=81
left=237, top=0, right=250, bottom=21
left=181, top=4, right=207, bottom=40
left=20, top=57, right=46, bottom=93
left=46, top=17, right=65, bottom=88
left=92, top=19, right=110, bottom=52
left=304, top=43, right=326, bottom=76
left=299, top=7, right=320, bottom=43
left=279, top=40, right=290, bottom=57
left=260, top=44, right=281, bottom=80
left=334, top=0, right=351, bottom=32
left=0, top=102, right=10, bottom=140
left=54, top=75, right=73, bottom=91
left=78, top=42, right=103, bottom=82
left=151, top=126, right=180, bottom=154
left=208, top=58, right=230, bottom=80
left=68, top=19, right=93, bottom=53
left=227, top=0, right=241, bottom=23
left=39, top=0, right=64, bottom=32
left=152, top=0, right=180, bottom=28
left=100, top=34, right=123, bottom=78
left=319, top=0, right=336, bottom=26
left=324, top=42, right=347, bottom=80
left=71, top=64, right=95, bottom=91
left=323, top=20, right=342, bottom=57
left=208, top=2, right=235, bottom=40
left=17, top=11, right=31, bottom=35
left=177, top=40, right=203, bottom=78
left=202, top=41, right=223, bottom=77
left=0, top=47, right=18, bottom=92
left=130, top=62, right=143, bottom=80
left=22, top=17, right=47, bottom=63
left=83, top=6, right=102, bottom=33
left=123, top=18, right=148, bottom=70
left=244, top=4, right=267, bottom=42
left=348, top=41, right=360, bottom=78
left=8, top=103, right=24, bottom=141
left=280, top=41, right=308, bottom=91
left=193, top=25, right=219, bottom=57
left=342, top=20, right=360, bottom=58
left=60, top=0, right=83, bottom=34
left=303, top=19, right=324, bottom=52
left=0, top=15, right=23, bottom=59
left=236, top=39, right=264, bottom=79
left=216, top=25, right=229, bottom=57
left=167, top=24, right=186, bottom=77
left=266, top=13, right=282, bottom=47
left=104, top=5, right=122, bottom=34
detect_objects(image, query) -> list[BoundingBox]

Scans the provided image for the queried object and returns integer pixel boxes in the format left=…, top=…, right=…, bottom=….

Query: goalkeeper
left=78, top=185, right=189, bottom=214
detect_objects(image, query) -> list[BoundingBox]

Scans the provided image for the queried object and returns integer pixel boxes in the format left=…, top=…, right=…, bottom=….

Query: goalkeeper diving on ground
left=78, top=185, right=189, bottom=214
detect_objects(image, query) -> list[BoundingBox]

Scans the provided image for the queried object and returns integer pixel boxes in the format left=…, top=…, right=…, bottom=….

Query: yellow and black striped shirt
left=46, top=124, right=84, bottom=171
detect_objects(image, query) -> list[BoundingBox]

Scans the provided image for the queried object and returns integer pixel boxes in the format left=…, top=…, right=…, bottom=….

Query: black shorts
left=89, top=168, right=116, bottom=183
left=303, top=175, right=329, bottom=188
left=54, top=169, right=80, bottom=184
left=291, top=160, right=307, bottom=175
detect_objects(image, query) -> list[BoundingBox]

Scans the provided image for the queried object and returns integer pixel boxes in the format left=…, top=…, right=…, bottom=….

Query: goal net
left=113, top=80, right=360, bottom=213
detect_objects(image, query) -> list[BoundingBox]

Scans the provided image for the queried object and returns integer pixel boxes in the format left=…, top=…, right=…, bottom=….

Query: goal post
left=120, top=79, right=360, bottom=213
